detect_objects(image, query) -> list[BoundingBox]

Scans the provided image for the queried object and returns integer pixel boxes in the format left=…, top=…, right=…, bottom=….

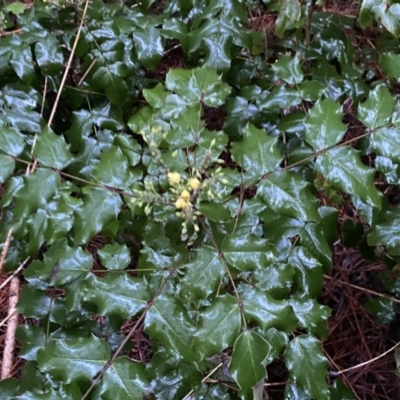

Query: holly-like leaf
left=238, top=284, right=297, bottom=332
left=37, top=335, right=150, bottom=398
left=10, top=44, right=35, bottom=84
left=275, top=0, right=301, bottom=38
left=231, top=123, right=282, bottom=180
left=289, top=247, right=323, bottom=298
left=79, top=273, right=150, bottom=319
left=16, top=325, right=46, bottom=361
left=257, top=171, right=320, bottom=222
left=272, top=54, right=303, bottom=85
left=221, top=233, right=276, bottom=271
left=33, top=127, right=73, bottom=169
left=98, top=243, right=131, bottom=270
left=133, top=26, right=164, bottom=69
left=290, top=296, right=331, bottom=337
left=370, top=126, right=400, bottom=164
left=284, top=335, right=330, bottom=400
left=93, top=145, right=132, bottom=188
left=357, top=84, right=394, bottom=129
left=35, top=34, right=64, bottom=75
left=92, top=66, right=128, bottom=105
left=145, top=295, right=199, bottom=363
left=17, top=286, right=52, bottom=319
left=179, top=246, right=225, bottom=302
left=253, top=263, right=295, bottom=298
left=72, top=187, right=123, bottom=245
left=229, top=331, right=270, bottom=393
left=300, top=223, right=332, bottom=272
left=316, top=146, right=382, bottom=208
left=0, top=154, right=15, bottom=183
left=379, top=53, right=400, bottom=79
left=165, top=67, right=231, bottom=107
left=368, top=209, right=400, bottom=255
left=0, top=123, right=26, bottom=156
left=194, top=295, right=241, bottom=359
left=304, top=98, right=347, bottom=151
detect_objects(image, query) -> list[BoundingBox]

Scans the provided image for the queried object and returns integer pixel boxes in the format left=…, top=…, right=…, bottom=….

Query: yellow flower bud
left=168, top=172, right=181, bottom=186
left=175, top=198, right=187, bottom=209
left=180, top=190, right=190, bottom=201
left=189, top=178, right=201, bottom=190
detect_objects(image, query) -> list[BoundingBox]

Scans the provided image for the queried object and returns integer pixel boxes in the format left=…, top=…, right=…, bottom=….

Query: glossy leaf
left=229, top=331, right=270, bottom=393
left=79, top=273, right=150, bottom=319
left=33, top=127, right=73, bottom=169
left=284, top=335, right=330, bottom=400
left=145, top=295, right=199, bottom=363
left=238, top=284, right=297, bottom=332
left=165, top=67, right=231, bottom=107
left=37, top=335, right=150, bottom=398
left=17, top=286, right=52, bottom=319
left=379, top=53, right=400, bottom=79
left=179, top=246, right=225, bottom=302
left=16, top=325, right=46, bottom=361
left=92, top=66, right=128, bottom=105
left=231, top=123, right=282, bottom=180
left=221, top=233, right=276, bottom=271
left=35, top=35, right=64, bottom=75
left=98, top=243, right=131, bottom=270
left=304, top=98, right=347, bottom=151
left=272, top=54, right=303, bottom=85
left=133, top=26, right=164, bottom=69
left=257, top=171, right=320, bottom=222
left=357, top=84, right=394, bottom=129
left=194, top=295, right=241, bottom=359
left=72, top=187, right=122, bottom=245
left=370, top=126, right=400, bottom=163
left=316, top=146, right=382, bottom=208
left=368, top=210, right=400, bottom=255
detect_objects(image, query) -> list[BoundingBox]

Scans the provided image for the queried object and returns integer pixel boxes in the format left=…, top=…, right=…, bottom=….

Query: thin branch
left=0, top=257, right=30, bottom=291
left=0, top=229, right=13, bottom=275
left=324, top=274, right=400, bottom=304
left=1, top=277, right=20, bottom=379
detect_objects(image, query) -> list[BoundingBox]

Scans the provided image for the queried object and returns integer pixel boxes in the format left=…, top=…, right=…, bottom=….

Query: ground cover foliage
left=0, top=0, right=400, bottom=398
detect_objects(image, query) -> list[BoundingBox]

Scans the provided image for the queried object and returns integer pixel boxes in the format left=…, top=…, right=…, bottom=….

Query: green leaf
left=257, top=171, right=320, bottom=222
left=35, top=35, right=64, bottom=75
left=368, top=210, right=400, bottom=255
left=290, top=296, right=331, bottom=337
left=364, top=297, right=396, bottom=324
left=284, top=335, right=330, bottom=400
left=275, top=0, right=301, bottom=38
left=304, top=98, right=347, bottom=151
left=93, top=145, right=132, bottom=188
left=316, top=146, right=382, bottom=208
left=379, top=53, right=400, bottom=79
left=37, top=335, right=150, bottom=398
left=133, top=26, right=164, bottom=69
left=239, top=284, right=297, bottom=332
left=145, top=295, right=199, bottom=363
left=33, top=127, right=73, bottom=169
left=300, top=223, right=332, bottom=272
left=357, top=85, right=394, bottom=129
left=72, top=187, right=123, bottom=245
left=17, top=286, right=51, bottom=319
left=143, top=83, right=168, bottom=108
left=370, top=126, right=400, bottom=163
left=289, top=247, right=323, bottom=298
left=165, top=67, right=231, bottom=107
left=0, top=154, right=15, bottom=183
left=16, top=325, right=46, bottom=361
left=229, top=331, right=270, bottom=393
left=231, top=123, right=282, bottom=180
left=92, top=66, right=128, bottom=105
left=79, top=274, right=150, bottom=319
left=0, top=123, right=26, bottom=157
left=24, top=239, right=93, bottom=287
left=221, top=233, right=276, bottom=271
left=330, top=379, right=356, bottom=400
left=194, top=295, right=241, bottom=359
left=179, top=246, right=225, bottom=302
left=10, top=44, right=35, bottom=84
left=253, top=263, right=295, bottom=298
left=98, top=243, right=131, bottom=270
left=0, top=378, right=19, bottom=398
left=272, top=55, right=303, bottom=85
left=6, top=2, right=26, bottom=14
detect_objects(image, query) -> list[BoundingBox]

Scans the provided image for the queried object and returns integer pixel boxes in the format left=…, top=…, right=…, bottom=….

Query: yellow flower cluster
left=167, top=172, right=203, bottom=210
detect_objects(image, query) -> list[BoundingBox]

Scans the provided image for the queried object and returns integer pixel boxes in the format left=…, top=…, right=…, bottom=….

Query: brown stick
left=1, top=277, right=20, bottom=379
